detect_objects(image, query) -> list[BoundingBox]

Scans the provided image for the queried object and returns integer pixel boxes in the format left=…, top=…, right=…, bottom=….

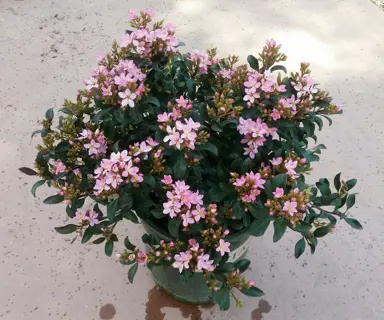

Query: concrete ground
left=1, top=0, right=383, bottom=319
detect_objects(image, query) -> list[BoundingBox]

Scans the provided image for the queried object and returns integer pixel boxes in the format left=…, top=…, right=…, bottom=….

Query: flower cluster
left=121, top=9, right=178, bottom=59
left=172, top=239, right=215, bottom=273
left=269, top=155, right=309, bottom=182
left=78, top=128, right=108, bottom=157
left=265, top=187, right=310, bottom=226
left=163, top=118, right=201, bottom=150
left=162, top=180, right=204, bottom=227
left=259, top=38, right=287, bottom=69
left=52, top=160, right=66, bottom=175
left=243, top=71, right=285, bottom=106
left=230, top=171, right=266, bottom=203
left=73, top=207, right=100, bottom=226
left=157, top=96, right=193, bottom=126
left=93, top=150, right=143, bottom=196
left=237, top=117, right=276, bottom=159
left=188, top=49, right=218, bottom=74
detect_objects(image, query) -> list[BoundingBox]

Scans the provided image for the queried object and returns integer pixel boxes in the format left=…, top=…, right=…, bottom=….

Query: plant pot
left=142, top=219, right=251, bottom=304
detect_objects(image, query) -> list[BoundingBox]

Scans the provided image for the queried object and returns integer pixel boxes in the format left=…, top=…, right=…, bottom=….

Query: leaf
left=173, top=156, right=188, bottom=179
left=168, top=218, right=181, bottom=238
left=128, top=263, right=139, bottom=283
left=316, top=178, right=331, bottom=196
left=200, top=143, right=218, bottom=156
left=19, top=167, right=37, bottom=176
left=344, top=217, right=363, bottom=230
left=249, top=218, right=271, bottom=237
left=124, top=236, right=136, bottom=250
left=144, top=175, right=156, bottom=188
left=54, top=224, right=77, bottom=234
left=270, top=65, right=287, bottom=74
left=241, top=158, right=251, bottom=174
left=294, top=238, right=306, bottom=258
left=31, top=180, right=45, bottom=197
left=45, top=108, right=54, bottom=120
left=215, top=263, right=234, bottom=274
left=186, top=79, right=196, bottom=98
left=232, top=201, right=245, bottom=219
left=107, top=199, right=118, bottom=221
left=211, top=124, right=223, bottom=132
left=273, top=218, right=288, bottom=242
left=60, top=108, right=74, bottom=115
left=31, top=130, right=42, bottom=139
left=314, top=116, right=323, bottom=131
left=247, top=55, right=259, bottom=71
left=207, top=185, right=226, bottom=202
left=241, top=286, right=264, bottom=297
left=346, top=194, right=356, bottom=209
left=93, top=237, right=105, bottom=244
left=334, top=172, right=341, bottom=191
left=219, top=182, right=234, bottom=193
left=212, top=285, right=230, bottom=311
left=346, top=179, right=357, bottom=191
left=81, top=228, right=94, bottom=244
left=122, top=209, right=139, bottom=223
left=151, top=209, right=165, bottom=219
left=308, top=237, right=318, bottom=254
left=143, top=96, right=160, bottom=107
left=234, top=259, right=250, bottom=273
left=104, top=240, right=114, bottom=257
left=272, top=174, right=287, bottom=190
left=248, top=206, right=269, bottom=220
left=43, top=194, right=64, bottom=204
left=114, top=108, right=125, bottom=124
left=314, top=226, right=331, bottom=237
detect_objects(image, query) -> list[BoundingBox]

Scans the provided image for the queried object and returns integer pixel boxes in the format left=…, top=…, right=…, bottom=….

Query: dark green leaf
left=234, top=259, right=250, bottom=273
left=248, top=206, right=269, bottom=220
left=314, top=226, right=332, bottom=237
left=168, top=218, right=181, bottom=238
left=122, top=209, right=139, bottom=224
left=247, top=55, right=259, bottom=71
left=143, top=96, right=160, bottom=107
left=346, top=194, right=356, bottom=209
left=316, top=178, right=331, bottom=196
left=124, top=236, right=136, bottom=250
left=241, top=158, right=251, bottom=174
left=273, top=218, right=288, bottom=242
left=212, top=285, right=230, bottom=311
left=232, top=201, right=245, bottom=219
left=173, top=156, right=188, bottom=179
left=186, top=79, right=196, bottom=98
left=128, top=263, right=138, bottom=283
left=107, top=199, right=118, bottom=221
left=144, top=175, right=156, bottom=188
left=114, top=108, right=125, bottom=124
left=60, top=108, right=74, bottom=115
left=31, top=130, right=42, bottom=139
left=344, top=217, right=363, bottom=230
left=200, top=143, right=218, bottom=156
left=93, top=237, right=105, bottom=244
left=270, top=65, right=287, bottom=74
left=151, top=209, right=165, bottom=219
left=54, top=224, right=77, bottom=234
left=215, top=263, right=234, bottom=274
left=249, top=218, right=271, bottom=237
left=104, top=240, right=114, bottom=257
left=334, top=172, right=341, bottom=191
left=346, top=179, right=357, bottom=191
left=45, top=108, right=54, bottom=120
left=211, top=124, right=223, bottom=132
left=294, top=238, right=306, bottom=258
left=180, top=269, right=193, bottom=284
left=241, top=286, right=264, bottom=297
left=19, top=167, right=37, bottom=176
left=272, top=174, right=287, bottom=190
left=43, top=194, right=64, bottom=204
left=31, top=180, right=45, bottom=197
left=81, top=228, right=94, bottom=244
left=308, top=237, right=318, bottom=254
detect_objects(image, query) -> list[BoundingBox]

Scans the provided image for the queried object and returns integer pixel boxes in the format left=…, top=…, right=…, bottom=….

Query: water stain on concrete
left=99, top=303, right=116, bottom=319
left=251, top=299, right=272, bottom=320
left=145, top=286, right=213, bottom=320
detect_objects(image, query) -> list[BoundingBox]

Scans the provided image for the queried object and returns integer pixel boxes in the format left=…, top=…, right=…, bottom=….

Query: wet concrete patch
left=145, top=286, right=213, bottom=320
left=99, top=303, right=116, bottom=319
left=251, top=299, right=272, bottom=320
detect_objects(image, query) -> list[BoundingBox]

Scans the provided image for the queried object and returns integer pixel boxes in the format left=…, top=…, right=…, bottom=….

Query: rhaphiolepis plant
left=20, top=9, right=362, bottom=310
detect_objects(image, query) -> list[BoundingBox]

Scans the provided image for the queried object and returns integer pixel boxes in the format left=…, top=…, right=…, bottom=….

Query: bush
left=21, top=9, right=362, bottom=310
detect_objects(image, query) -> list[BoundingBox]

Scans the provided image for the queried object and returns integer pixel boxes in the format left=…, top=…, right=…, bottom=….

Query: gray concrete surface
left=1, top=0, right=384, bottom=319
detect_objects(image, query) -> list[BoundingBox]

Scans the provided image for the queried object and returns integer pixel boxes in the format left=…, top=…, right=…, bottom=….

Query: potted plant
left=20, top=9, right=362, bottom=310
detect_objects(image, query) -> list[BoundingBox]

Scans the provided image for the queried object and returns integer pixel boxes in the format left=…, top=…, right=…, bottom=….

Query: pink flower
left=105, top=172, right=123, bottom=188
left=283, top=200, right=298, bottom=216
left=163, top=201, right=181, bottom=218
left=87, top=210, right=99, bottom=226
left=84, top=139, right=101, bottom=155
left=128, top=8, right=137, bottom=20
left=197, top=253, right=215, bottom=272
left=175, top=96, right=190, bottom=109
left=191, top=205, right=206, bottom=222
left=157, top=112, right=169, bottom=123
left=273, top=187, right=284, bottom=198
left=172, top=251, right=192, bottom=273
left=285, top=160, right=298, bottom=176
left=335, top=104, right=343, bottom=112
left=137, top=252, right=148, bottom=265
left=271, top=109, right=281, bottom=121
left=53, top=160, right=66, bottom=175
left=161, top=175, right=173, bottom=185
left=163, top=126, right=184, bottom=149
left=145, top=9, right=155, bottom=18
left=94, top=178, right=110, bottom=194
left=216, top=239, right=231, bottom=256
left=118, top=89, right=137, bottom=108
left=181, top=212, right=195, bottom=227
left=74, top=210, right=86, bottom=223
left=270, top=157, right=283, bottom=166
